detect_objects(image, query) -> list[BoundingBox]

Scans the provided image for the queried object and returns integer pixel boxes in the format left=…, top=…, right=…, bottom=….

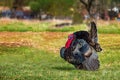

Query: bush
left=29, top=1, right=40, bottom=12
left=29, top=0, right=74, bottom=16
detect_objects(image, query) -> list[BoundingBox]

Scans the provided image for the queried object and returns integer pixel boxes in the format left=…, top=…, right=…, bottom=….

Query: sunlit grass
left=0, top=19, right=120, bottom=34
left=0, top=46, right=119, bottom=80
left=0, top=19, right=52, bottom=32
left=0, top=19, right=120, bottom=79
left=0, top=32, right=120, bottom=80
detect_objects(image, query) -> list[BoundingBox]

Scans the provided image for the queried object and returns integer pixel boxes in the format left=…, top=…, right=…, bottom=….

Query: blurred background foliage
left=0, top=0, right=120, bottom=23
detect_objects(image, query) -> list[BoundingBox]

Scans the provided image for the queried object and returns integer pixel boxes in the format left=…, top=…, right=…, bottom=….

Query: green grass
left=0, top=21, right=86, bottom=32
left=98, top=23, right=120, bottom=34
left=0, top=21, right=120, bottom=80
left=0, top=21, right=120, bottom=34
left=0, top=46, right=120, bottom=80
left=0, top=21, right=51, bottom=32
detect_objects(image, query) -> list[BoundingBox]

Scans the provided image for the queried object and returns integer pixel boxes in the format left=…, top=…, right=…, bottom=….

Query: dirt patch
left=1, top=32, right=120, bottom=53
left=0, top=32, right=69, bottom=53
left=0, top=42, right=31, bottom=47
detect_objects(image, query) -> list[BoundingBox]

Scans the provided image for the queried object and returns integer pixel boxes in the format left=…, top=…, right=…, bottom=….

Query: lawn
left=0, top=32, right=120, bottom=80
left=0, top=19, right=120, bottom=80
left=0, top=19, right=120, bottom=33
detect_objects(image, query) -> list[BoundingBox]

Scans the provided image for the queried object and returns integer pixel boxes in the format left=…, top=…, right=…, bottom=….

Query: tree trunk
left=72, top=0, right=83, bottom=24
left=73, top=12, right=83, bottom=24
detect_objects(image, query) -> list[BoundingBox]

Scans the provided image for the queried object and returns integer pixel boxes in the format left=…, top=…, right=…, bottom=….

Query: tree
left=72, top=0, right=83, bottom=24
left=78, top=0, right=105, bottom=22
left=72, top=0, right=95, bottom=24
left=29, top=1, right=40, bottom=12
left=29, top=0, right=74, bottom=18
left=29, top=0, right=55, bottom=15
left=1, top=0, right=14, bottom=8
left=79, top=0, right=97, bottom=19
left=49, top=0, right=74, bottom=16
left=0, top=0, right=30, bottom=9
left=12, top=0, right=25, bottom=9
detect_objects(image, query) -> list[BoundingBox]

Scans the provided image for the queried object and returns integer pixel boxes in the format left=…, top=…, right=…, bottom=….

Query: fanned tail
left=89, top=21, right=98, bottom=43
left=88, top=21, right=102, bottom=52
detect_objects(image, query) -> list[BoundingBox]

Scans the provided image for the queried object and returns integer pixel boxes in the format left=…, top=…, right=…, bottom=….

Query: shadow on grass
left=52, top=66, right=75, bottom=71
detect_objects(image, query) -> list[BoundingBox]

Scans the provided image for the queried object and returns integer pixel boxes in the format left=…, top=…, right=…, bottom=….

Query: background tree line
left=0, top=0, right=120, bottom=23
